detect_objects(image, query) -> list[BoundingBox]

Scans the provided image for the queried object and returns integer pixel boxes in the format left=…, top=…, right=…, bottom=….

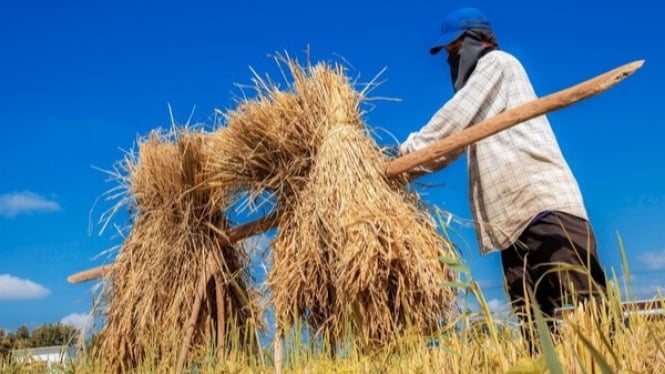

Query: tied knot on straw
left=321, top=124, right=359, bottom=145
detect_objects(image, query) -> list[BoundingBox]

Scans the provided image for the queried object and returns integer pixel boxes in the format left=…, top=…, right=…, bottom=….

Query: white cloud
left=243, top=233, right=273, bottom=281
left=0, top=191, right=60, bottom=218
left=632, top=282, right=665, bottom=299
left=60, top=313, right=91, bottom=330
left=243, top=233, right=272, bottom=263
left=487, top=298, right=503, bottom=312
left=0, top=274, right=50, bottom=300
left=486, top=298, right=512, bottom=318
left=243, top=233, right=271, bottom=252
left=477, top=279, right=502, bottom=290
left=638, top=249, right=665, bottom=271
left=622, top=269, right=664, bottom=299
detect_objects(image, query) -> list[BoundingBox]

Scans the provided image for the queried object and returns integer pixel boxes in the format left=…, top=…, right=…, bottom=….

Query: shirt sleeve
left=399, top=56, right=504, bottom=161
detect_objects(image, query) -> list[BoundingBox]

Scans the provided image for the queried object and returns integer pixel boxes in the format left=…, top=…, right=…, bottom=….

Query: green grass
left=4, top=237, right=664, bottom=373
left=4, top=290, right=664, bottom=373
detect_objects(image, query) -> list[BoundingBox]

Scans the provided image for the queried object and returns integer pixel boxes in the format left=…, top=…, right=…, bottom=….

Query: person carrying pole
left=398, top=6, right=608, bottom=346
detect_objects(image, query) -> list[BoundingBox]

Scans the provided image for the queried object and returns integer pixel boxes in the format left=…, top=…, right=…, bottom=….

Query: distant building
left=11, top=345, right=77, bottom=366
left=554, top=299, right=665, bottom=321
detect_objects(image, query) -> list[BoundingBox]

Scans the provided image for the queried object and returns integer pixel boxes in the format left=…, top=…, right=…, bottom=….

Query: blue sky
left=1, top=0, right=664, bottom=331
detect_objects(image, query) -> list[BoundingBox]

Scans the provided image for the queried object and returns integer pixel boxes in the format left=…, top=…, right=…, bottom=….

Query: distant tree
left=13, top=325, right=31, bottom=349
left=30, top=323, right=79, bottom=347
left=0, top=328, right=11, bottom=357
left=15, top=326, right=29, bottom=341
left=0, top=323, right=80, bottom=354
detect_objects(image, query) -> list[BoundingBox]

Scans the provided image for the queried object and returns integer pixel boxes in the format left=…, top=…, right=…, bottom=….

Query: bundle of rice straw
left=205, top=57, right=459, bottom=349
left=97, top=130, right=260, bottom=370
left=272, top=124, right=457, bottom=348
left=204, top=58, right=362, bottom=211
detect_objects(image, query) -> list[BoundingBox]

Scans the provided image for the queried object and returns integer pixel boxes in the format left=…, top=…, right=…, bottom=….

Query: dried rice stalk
left=271, top=123, right=457, bottom=348
left=97, top=130, right=260, bottom=370
left=204, top=59, right=364, bottom=212
left=205, top=57, right=459, bottom=349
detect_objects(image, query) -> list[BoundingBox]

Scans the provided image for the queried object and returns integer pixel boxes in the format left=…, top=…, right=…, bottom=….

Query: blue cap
left=430, top=7, right=492, bottom=55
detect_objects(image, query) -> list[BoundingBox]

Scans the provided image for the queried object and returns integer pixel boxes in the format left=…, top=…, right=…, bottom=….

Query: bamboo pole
left=385, top=60, right=644, bottom=176
left=67, top=59, right=644, bottom=285
left=274, top=327, right=284, bottom=374
left=66, top=211, right=280, bottom=283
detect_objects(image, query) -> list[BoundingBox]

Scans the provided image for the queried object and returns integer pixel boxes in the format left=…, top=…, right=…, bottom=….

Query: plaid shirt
left=399, top=50, right=588, bottom=254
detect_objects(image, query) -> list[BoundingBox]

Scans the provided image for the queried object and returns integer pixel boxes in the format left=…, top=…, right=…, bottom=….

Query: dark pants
left=501, top=211, right=607, bottom=342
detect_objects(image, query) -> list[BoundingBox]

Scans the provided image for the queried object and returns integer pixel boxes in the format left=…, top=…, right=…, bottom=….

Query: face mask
left=447, top=29, right=498, bottom=92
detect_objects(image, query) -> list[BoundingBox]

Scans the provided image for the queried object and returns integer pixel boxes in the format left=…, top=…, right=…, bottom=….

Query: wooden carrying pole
left=67, top=59, right=644, bottom=285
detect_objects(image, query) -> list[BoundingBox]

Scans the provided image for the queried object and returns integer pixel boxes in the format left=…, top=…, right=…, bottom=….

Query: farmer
left=398, top=7, right=608, bottom=340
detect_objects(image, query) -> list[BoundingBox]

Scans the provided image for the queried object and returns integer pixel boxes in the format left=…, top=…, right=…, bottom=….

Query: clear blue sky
left=1, top=0, right=664, bottom=331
